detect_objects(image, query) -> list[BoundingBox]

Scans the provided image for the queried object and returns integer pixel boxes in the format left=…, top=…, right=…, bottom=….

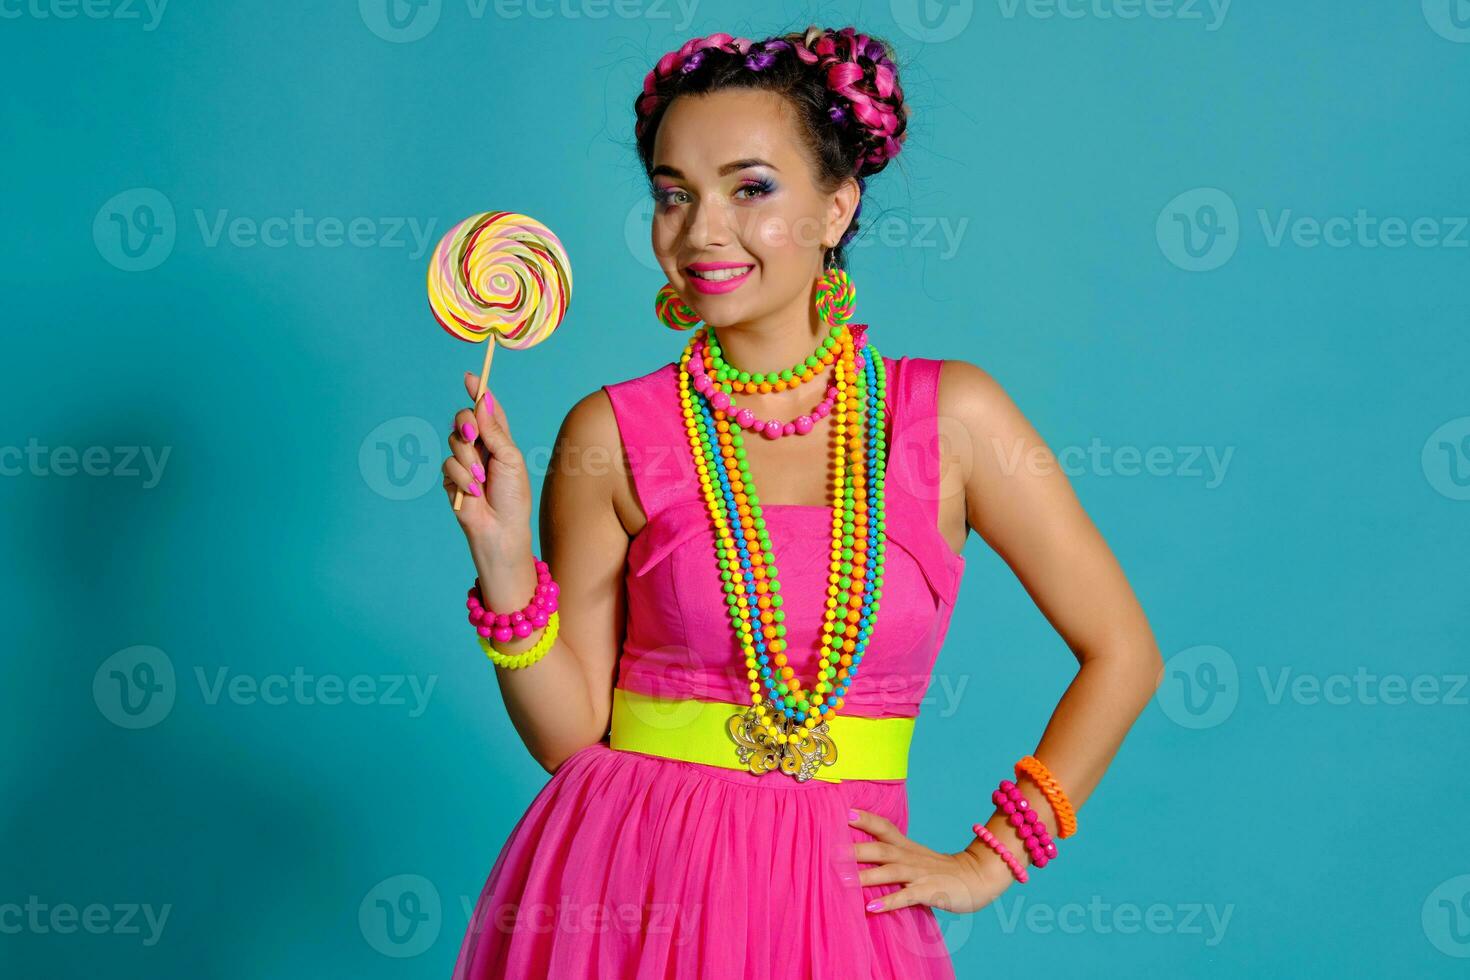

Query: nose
left=683, top=192, right=734, bottom=254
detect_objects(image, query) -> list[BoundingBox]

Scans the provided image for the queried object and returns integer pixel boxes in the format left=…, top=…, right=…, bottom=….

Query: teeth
left=690, top=266, right=751, bottom=281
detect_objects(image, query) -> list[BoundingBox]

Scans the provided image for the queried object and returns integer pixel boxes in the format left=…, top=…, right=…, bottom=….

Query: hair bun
left=796, top=26, right=908, bottom=176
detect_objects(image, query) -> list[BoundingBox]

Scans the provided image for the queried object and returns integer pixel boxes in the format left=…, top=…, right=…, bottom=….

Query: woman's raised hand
left=443, top=370, right=535, bottom=551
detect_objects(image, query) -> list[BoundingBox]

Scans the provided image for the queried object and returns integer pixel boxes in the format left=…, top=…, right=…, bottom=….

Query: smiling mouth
left=687, top=265, right=754, bottom=281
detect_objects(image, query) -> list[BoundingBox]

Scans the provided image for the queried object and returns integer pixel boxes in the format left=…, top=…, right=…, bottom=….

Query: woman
left=442, top=26, right=1163, bottom=979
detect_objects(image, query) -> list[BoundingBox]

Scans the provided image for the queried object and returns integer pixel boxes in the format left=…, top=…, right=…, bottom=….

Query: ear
left=826, top=176, right=861, bottom=248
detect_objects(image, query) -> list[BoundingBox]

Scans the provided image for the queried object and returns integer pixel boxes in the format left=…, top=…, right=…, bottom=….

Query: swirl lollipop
left=428, top=211, right=573, bottom=510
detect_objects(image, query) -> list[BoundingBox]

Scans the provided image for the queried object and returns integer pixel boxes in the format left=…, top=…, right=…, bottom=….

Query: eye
left=652, top=186, right=689, bottom=209
left=735, top=179, right=774, bottom=200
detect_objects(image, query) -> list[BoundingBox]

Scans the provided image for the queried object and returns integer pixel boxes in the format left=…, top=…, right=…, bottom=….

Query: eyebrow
left=649, top=158, right=779, bottom=180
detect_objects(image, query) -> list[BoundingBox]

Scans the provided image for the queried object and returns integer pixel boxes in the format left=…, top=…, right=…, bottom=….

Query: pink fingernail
left=849, top=809, right=860, bottom=822
left=866, top=899, right=884, bottom=913
left=460, top=421, right=477, bottom=441
left=466, top=482, right=482, bottom=497
left=483, top=390, right=495, bottom=415
left=472, top=462, right=485, bottom=482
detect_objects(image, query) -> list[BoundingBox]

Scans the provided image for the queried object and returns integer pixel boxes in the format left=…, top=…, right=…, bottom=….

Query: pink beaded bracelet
left=993, top=778, right=1059, bottom=869
left=972, top=824, right=1028, bottom=884
left=466, top=557, right=560, bottom=643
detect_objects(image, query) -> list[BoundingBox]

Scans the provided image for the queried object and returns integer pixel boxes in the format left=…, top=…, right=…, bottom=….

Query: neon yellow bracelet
left=477, top=611, right=559, bottom=669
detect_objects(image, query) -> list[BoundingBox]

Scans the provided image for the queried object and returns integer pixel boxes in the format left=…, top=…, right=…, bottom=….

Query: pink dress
left=453, top=354, right=967, bottom=979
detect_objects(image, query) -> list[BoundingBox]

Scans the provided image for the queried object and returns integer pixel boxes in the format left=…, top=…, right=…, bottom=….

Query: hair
left=633, top=26, right=909, bottom=271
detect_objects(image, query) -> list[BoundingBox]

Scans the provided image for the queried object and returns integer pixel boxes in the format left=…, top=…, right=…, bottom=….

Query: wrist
left=469, top=544, right=538, bottom=615
left=468, top=529, right=533, bottom=570
left=962, top=833, right=1022, bottom=891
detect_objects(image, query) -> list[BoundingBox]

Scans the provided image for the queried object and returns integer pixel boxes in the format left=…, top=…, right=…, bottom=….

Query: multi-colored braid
left=796, top=26, right=905, bottom=174
left=634, top=26, right=907, bottom=177
left=634, top=32, right=755, bottom=140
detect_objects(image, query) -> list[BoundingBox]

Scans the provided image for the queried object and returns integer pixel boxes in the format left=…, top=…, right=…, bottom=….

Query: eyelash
left=653, top=179, right=774, bottom=208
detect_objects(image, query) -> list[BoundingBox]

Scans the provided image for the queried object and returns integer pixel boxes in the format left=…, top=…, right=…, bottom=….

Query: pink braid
left=805, top=28, right=904, bottom=172
left=635, top=33, right=754, bottom=139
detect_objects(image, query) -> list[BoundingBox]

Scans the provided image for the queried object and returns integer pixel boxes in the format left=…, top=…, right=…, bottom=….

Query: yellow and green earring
left=655, top=282, right=700, bottom=331
left=814, top=263, right=856, bottom=327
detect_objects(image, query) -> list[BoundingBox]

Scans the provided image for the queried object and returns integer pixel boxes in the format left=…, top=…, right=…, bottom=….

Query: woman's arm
left=474, top=389, right=629, bottom=775
left=939, top=359, right=1165, bottom=871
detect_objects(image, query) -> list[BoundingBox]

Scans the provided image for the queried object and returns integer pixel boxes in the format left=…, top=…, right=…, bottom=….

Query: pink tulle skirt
left=452, top=740, right=958, bottom=979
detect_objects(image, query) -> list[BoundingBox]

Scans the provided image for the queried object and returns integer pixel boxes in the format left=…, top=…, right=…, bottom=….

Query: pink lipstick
left=685, top=261, right=754, bottom=295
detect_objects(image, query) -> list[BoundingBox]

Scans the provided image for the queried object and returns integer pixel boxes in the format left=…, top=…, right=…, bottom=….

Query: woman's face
left=648, top=88, right=857, bottom=329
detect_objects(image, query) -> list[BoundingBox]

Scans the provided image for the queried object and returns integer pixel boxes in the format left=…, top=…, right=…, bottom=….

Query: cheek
left=650, top=216, right=682, bottom=279
left=650, top=212, right=677, bottom=254
left=751, top=213, right=822, bottom=257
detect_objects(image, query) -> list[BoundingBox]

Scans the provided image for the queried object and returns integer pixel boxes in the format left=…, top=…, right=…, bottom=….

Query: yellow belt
left=609, top=687, right=915, bottom=783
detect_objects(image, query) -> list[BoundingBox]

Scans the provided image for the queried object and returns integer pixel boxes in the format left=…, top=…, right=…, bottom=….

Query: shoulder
left=560, top=386, right=619, bottom=445
left=934, top=357, right=1013, bottom=426
left=567, top=358, right=676, bottom=431
left=557, top=358, right=678, bottom=458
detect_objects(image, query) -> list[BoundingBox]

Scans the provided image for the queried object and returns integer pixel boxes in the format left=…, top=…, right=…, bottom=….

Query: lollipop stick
left=453, top=341, right=498, bottom=513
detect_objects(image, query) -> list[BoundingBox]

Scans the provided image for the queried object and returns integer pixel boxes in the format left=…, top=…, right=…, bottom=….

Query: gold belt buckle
left=725, top=705, right=838, bottom=783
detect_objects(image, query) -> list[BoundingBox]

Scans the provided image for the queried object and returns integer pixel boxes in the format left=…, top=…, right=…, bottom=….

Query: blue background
left=3, top=1, right=1468, bottom=976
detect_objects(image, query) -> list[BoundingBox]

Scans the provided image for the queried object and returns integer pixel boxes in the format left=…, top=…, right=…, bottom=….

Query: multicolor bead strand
left=675, top=324, right=888, bottom=738
left=845, top=326, right=888, bottom=705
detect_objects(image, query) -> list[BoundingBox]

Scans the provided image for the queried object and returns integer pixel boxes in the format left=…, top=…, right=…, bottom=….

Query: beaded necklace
left=703, top=322, right=845, bottom=394
left=676, top=323, right=889, bottom=782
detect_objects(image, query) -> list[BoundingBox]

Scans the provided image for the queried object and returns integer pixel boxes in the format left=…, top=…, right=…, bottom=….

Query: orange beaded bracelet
left=1014, top=755, right=1078, bottom=839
